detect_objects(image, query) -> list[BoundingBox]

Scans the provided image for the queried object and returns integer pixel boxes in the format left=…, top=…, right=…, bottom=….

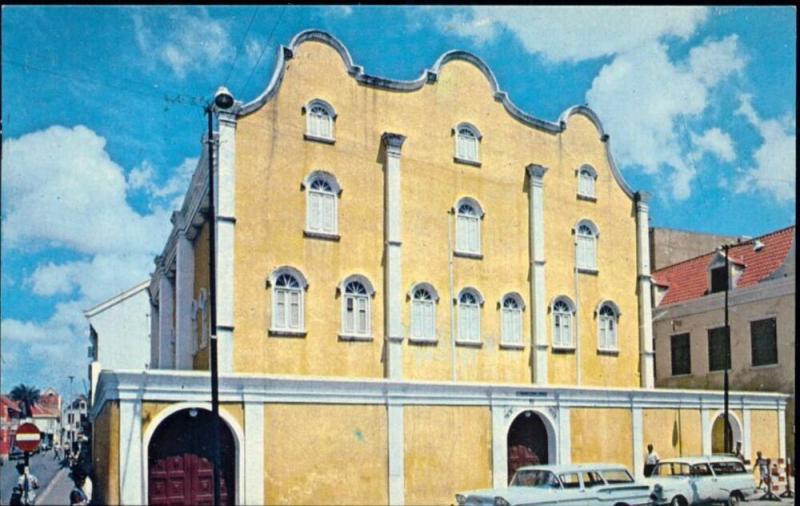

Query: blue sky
left=1, top=6, right=795, bottom=397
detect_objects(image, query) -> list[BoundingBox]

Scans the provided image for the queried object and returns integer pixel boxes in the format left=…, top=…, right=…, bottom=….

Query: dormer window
left=710, top=266, right=728, bottom=293
left=454, top=122, right=481, bottom=165
left=304, top=99, right=336, bottom=143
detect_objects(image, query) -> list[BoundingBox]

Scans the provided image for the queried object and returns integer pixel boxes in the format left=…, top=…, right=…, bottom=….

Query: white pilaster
left=119, top=399, right=143, bottom=505
left=387, top=403, right=404, bottom=505
left=526, top=164, right=549, bottom=385
left=701, top=408, right=712, bottom=455
left=778, top=406, right=786, bottom=460
left=244, top=401, right=265, bottom=505
left=632, top=407, right=644, bottom=479
left=635, top=192, right=655, bottom=388
left=492, top=405, right=508, bottom=488
left=157, top=270, right=175, bottom=369
left=558, top=405, right=571, bottom=465
left=216, top=111, right=237, bottom=373
left=742, top=408, right=752, bottom=463
left=149, top=285, right=160, bottom=369
left=382, top=133, right=406, bottom=380
left=175, top=231, right=195, bottom=370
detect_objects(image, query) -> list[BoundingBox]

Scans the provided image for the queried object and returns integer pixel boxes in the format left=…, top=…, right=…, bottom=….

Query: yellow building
left=91, top=30, right=789, bottom=505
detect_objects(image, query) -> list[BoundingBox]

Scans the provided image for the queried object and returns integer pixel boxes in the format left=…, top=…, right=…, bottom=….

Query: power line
left=240, top=5, right=288, bottom=94
left=223, top=6, right=261, bottom=85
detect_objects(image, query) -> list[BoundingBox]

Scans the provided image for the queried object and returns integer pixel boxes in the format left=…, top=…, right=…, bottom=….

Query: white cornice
left=235, top=29, right=637, bottom=199
left=91, top=369, right=788, bottom=420
left=84, top=280, right=150, bottom=317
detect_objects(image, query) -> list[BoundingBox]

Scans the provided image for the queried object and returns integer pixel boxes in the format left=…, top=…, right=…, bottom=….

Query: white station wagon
left=644, top=456, right=757, bottom=505
left=455, top=464, right=653, bottom=506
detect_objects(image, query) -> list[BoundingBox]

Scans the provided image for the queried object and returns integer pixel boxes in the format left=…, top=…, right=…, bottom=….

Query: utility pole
left=723, top=244, right=731, bottom=454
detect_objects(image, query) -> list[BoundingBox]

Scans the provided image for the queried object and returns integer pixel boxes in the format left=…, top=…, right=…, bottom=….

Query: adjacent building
left=62, top=395, right=89, bottom=452
left=652, top=224, right=795, bottom=459
left=649, top=227, right=743, bottom=271
left=85, top=280, right=151, bottom=405
left=0, top=396, right=22, bottom=462
left=90, top=30, right=789, bottom=505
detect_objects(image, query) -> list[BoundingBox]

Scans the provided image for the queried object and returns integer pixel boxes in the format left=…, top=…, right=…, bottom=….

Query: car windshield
left=652, top=462, right=692, bottom=477
left=711, top=461, right=747, bottom=475
left=511, top=470, right=561, bottom=488
left=601, top=469, right=634, bottom=483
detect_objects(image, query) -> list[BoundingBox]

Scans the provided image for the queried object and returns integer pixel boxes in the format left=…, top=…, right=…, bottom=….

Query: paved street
left=0, top=450, right=67, bottom=505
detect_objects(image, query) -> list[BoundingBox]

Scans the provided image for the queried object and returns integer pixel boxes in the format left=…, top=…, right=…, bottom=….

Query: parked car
left=644, top=456, right=756, bottom=505
left=455, top=464, right=653, bottom=506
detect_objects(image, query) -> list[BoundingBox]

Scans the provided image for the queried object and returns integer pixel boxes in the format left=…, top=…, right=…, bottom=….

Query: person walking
left=11, top=463, right=39, bottom=506
left=754, top=451, right=769, bottom=491
left=69, top=472, right=89, bottom=506
left=644, top=443, right=660, bottom=477
left=734, top=440, right=745, bottom=463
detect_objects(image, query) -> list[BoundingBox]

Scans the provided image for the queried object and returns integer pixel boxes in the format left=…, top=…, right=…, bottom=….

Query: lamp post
left=206, top=85, right=234, bottom=506
left=723, top=243, right=731, bottom=454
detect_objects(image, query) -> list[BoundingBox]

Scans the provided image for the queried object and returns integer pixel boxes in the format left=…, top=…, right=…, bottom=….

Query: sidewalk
left=34, top=467, right=72, bottom=506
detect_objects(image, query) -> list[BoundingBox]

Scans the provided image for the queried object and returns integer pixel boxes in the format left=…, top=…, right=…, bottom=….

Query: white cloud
left=245, top=39, right=265, bottom=67
left=434, top=6, right=709, bottom=62
left=1, top=125, right=174, bottom=255
left=128, top=157, right=197, bottom=208
left=586, top=36, right=745, bottom=200
left=132, top=8, right=234, bottom=79
left=691, top=127, right=737, bottom=163
left=734, top=95, right=796, bottom=203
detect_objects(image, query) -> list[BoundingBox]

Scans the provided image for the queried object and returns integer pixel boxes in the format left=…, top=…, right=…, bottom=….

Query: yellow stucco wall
left=92, top=401, right=119, bottom=506
left=571, top=408, right=633, bottom=470
left=642, top=409, right=702, bottom=460
left=231, top=38, right=641, bottom=386
left=264, top=404, right=388, bottom=505
left=404, top=406, right=492, bottom=505
left=750, top=410, right=780, bottom=463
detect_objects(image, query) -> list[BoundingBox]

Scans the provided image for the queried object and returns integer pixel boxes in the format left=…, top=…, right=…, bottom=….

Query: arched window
left=578, top=165, right=597, bottom=198
left=410, top=284, right=437, bottom=340
left=552, top=297, right=575, bottom=348
left=597, top=301, right=620, bottom=350
left=576, top=220, right=598, bottom=271
left=501, top=293, right=524, bottom=346
left=340, top=275, right=375, bottom=338
left=304, top=99, right=336, bottom=141
left=454, top=123, right=481, bottom=164
left=457, top=288, right=483, bottom=344
left=304, top=171, right=340, bottom=236
left=269, top=268, right=308, bottom=333
left=455, top=197, right=483, bottom=255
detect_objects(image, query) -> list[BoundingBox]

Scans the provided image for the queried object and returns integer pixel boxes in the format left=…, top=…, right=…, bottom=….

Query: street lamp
left=723, top=244, right=731, bottom=455
left=206, top=85, right=234, bottom=506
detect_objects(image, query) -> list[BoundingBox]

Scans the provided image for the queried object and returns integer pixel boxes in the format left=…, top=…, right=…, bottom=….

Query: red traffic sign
left=15, top=423, right=41, bottom=453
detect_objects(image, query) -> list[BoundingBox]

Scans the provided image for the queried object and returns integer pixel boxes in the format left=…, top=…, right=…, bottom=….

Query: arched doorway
left=711, top=412, right=742, bottom=454
left=507, top=410, right=549, bottom=482
left=148, top=408, right=236, bottom=505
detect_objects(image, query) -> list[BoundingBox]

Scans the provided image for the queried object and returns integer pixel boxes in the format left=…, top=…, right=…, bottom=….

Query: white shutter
left=412, top=301, right=421, bottom=338
left=308, top=192, right=320, bottom=231
left=470, top=217, right=479, bottom=253
left=357, top=297, right=367, bottom=335
left=456, top=215, right=466, bottom=251
left=472, top=306, right=480, bottom=341
left=290, top=291, right=300, bottom=329
left=322, top=193, right=335, bottom=232
left=345, top=296, right=354, bottom=334
left=425, top=301, right=434, bottom=338
left=275, top=290, right=286, bottom=329
left=514, top=311, right=522, bottom=343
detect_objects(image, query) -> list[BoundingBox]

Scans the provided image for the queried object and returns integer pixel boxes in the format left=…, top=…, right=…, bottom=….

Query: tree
left=10, top=384, right=40, bottom=419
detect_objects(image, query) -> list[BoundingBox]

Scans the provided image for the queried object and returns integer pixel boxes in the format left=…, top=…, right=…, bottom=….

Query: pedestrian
left=644, top=443, right=660, bottom=477
left=754, top=450, right=769, bottom=491
left=80, top=466, right=93, bottom=504
left=734, top=440, right=745, bottom=463
left=12, top=463, right=39, bottom=506
left=69, top=472, right=89, bottom=506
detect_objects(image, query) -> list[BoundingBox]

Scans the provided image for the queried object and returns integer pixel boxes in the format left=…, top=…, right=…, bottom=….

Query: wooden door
left=508, top=444, right=540, bottom=479
left=149, top=453, right=230, bottom=505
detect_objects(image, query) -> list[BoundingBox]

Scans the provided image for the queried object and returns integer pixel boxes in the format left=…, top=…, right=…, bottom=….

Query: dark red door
left=148, top=409, right=235, bottom=506
left=508, top=444, right=540, bottom=479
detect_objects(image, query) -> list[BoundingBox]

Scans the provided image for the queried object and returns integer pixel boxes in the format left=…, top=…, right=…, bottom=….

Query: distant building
left=30, top=387, right=62, bottom=448
left=61, top=395, right=89, bottom=452
left=84, top=280, right=151, bottom=405
left=649, top=227, right=742, bottom=271
left=0, top=396, right=22, bottom=462
left=652, top=224, right=795, bottom=458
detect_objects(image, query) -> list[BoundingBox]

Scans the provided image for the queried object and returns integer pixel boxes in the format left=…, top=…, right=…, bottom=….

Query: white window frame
left=596, top=300, right=620, bottom=352
left=409, top=282, right=438, bottom=342
left=575, top=219, right=599, bottom=272
left=456, top=287, right=484, bottom=346
left=500, top=293, right=525, bottom=348
left=268, top=267, right=309, bottom=335
left=339, top=274, right=375, bottom=341
left=303, top=170, right=341, bottom=238
left=303, top=99, right=336, bottom=143
left=551, top=296, right=576, bottom=349
left=453, top=122, right=482, bottom=165
left=454, top=197, right=484, bottom=257
left=577, top=164, right=597, bottom=200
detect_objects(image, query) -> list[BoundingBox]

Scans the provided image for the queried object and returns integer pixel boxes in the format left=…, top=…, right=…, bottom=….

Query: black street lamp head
left=214, top=86, right=234, bottom=110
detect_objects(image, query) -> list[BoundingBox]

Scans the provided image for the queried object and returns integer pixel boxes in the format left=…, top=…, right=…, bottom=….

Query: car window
left=559, top=473, right=581, bottom=489
left=653, top=463, right=691, bottom=477
left=511, top=470, right=561, bottom=488
left=691, top=464, right=712, bottom=476
left=582, top=471, right=604, bottom=488
left=601, top=469, right=634, bottom=484
left=711, top=461, right=747, bottom=475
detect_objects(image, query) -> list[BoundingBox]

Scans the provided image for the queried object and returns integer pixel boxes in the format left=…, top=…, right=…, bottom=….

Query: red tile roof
left=652, top=225, right=795, bottom=306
